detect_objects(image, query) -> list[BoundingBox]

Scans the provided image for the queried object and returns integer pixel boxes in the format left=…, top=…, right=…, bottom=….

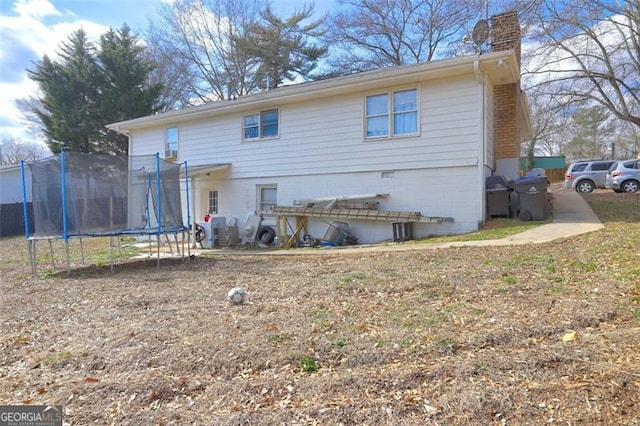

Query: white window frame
left=208, top=190, right=219, bottom=214
left=364, top=87, right=419, bottom=140
left=257, top=184, right=277, bottom=215
left=166, top=126, right=179, bottom=151
left=243, top=109, right=280, bottom=140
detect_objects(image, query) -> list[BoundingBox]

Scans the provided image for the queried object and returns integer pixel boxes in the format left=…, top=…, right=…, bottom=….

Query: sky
left=0, top=0, right=333, bottom=147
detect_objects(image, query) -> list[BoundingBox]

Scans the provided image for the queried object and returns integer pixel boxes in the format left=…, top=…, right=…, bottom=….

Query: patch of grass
left=418, top=218, right=547, bottom=244
left=300, top=355, right=319, bottom=373
left=39, top=350, right=73, bottom=367
left=339, top=272, right=368, bottom=284
left=40, top=269, right=56, bottom=279
left=332, top=338, right=346, bottom=348
left=549, top=285, right=565, bottom=294
left=434, top=338, right=458, bottom=355
left=568, top=259, right=598, bottom=273
left=502, top=274, right=517, bottom=285
left=267, top=334, right=284, bottom=345
left=88, top=246, right=141, bottom=266
left=633, top=309, right=640, bottom=324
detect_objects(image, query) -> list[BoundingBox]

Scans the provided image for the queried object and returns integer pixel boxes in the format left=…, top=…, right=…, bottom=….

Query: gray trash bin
left=486, top=175, right=514, bottom=218
left=514, top=176, right=550, bottom=221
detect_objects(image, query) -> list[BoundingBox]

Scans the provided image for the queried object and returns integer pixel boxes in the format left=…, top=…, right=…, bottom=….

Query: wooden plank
left=273, top=206, right=453, bottom=223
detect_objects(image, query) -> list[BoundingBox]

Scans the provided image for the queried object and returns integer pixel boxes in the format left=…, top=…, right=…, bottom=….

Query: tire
left=194, top=224, right=205, bottom=243
left=621, top=180, right=639, bottom=193
left=576, top=180, right=594, bottom=193
left=257, top=226, right=276, bottom=244
left=518, top=210, right=532, bottom=221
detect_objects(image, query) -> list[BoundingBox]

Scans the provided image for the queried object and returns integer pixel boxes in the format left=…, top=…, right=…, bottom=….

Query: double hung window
left=365, top=88, right=418, bottom=139
left=244, top=109, right=279, bottom=140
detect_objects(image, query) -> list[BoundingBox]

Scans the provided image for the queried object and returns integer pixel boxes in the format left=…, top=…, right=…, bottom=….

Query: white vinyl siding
left=165, top=76, right=478, bottom=178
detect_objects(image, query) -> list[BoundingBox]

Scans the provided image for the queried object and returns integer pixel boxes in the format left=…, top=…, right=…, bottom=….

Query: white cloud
left=0, top=0, right=110, bottom=144
left=13, top=0, right=61, bottom=19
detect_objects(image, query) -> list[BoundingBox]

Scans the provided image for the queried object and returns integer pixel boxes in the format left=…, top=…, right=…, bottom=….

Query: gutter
left=474, top=59, right=488, bottom=226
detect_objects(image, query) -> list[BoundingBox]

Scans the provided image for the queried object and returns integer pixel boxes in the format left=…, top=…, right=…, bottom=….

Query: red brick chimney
left=490, top=10, right=521, bottom=65
left=491, top=10, right=522, bottom=177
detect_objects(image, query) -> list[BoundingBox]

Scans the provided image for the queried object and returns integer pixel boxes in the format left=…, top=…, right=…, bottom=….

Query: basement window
left=257, top=184, right=277, bottom=214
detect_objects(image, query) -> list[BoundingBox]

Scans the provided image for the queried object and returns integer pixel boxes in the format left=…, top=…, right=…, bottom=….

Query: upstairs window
left=365, top=88, right=418, bottom=139
left=244, top=109, right=279, bottom=140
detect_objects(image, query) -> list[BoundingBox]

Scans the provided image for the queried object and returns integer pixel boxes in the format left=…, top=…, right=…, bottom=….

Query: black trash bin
left=514, top=176, right=550, bottom=221
left=486, top=175, right=514, bottom=218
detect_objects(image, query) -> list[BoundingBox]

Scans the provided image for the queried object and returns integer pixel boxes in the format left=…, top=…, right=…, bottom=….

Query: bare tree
left=527, top=0, right=640, bottom=129
left=522, top=87, right=563, bottom=168
left=324, top=0, right=481, bottom=73
left=0, top=135, right=51, bottom=165
left=145, top=0, right=262, bottom=106
left=611, top=121, right=640, bottom=159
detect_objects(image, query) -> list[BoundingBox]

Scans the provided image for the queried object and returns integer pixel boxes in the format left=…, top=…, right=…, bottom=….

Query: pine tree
left=26, top=26, right=162, bottom=155
left=240, top=5, right=327, bottom=89
left=98, top=25, right=164, bottom=155
left=28, top=29, right=102, bottom=153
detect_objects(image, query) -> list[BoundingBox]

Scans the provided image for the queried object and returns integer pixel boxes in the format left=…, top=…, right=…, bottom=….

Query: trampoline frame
left=20, top=152, right=193, bottom=275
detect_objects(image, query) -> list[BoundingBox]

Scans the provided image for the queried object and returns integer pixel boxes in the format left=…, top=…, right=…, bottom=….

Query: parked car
left=563, top=159, right=617, bottom=193
left=606, top=159, right=640, bottom=193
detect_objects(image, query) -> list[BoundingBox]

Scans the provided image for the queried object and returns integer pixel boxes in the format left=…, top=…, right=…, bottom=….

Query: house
left=107, top=11, right=531, bottom=245
left=0, top=164, right=32, bottom=237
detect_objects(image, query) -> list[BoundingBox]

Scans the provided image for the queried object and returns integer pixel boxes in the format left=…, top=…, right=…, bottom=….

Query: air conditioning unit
left=165, top=149, right=178, bottom=159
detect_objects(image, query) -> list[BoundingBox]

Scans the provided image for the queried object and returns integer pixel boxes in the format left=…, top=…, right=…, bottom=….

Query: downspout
left=191, top=175, right=197, bottom=248
left=474, top=59, right=487, bottom=228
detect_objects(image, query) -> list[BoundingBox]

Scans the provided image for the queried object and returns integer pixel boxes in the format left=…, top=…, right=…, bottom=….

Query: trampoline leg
left=65, top=240, right=70, bottom=275
left=156, top=234, right=161, bottom=269
left=174, top=233, right=181, bottom=256
left=109, top=236, right=114, bottom=274
left=28, top=240, right=36, bottom=277
left=187, top=230, right=192, bottom=260
left=48, top=239, right=54, bottom=271
left=79, top=237, right=85, bottom=266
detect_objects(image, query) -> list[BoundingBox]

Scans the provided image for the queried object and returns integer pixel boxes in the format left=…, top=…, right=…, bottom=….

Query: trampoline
left=20, top=152, right=193, bottom=274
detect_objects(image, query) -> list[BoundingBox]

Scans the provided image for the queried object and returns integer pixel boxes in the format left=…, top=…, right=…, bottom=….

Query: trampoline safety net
left=27, top=152, right=186, bottom=239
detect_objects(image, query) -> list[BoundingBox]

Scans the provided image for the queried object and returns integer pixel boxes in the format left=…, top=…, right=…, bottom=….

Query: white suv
left=563, top=160, right=617, bottom=193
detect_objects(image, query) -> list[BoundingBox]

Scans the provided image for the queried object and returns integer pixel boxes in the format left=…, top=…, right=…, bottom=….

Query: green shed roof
left=520, top=156, right=567, bottom=170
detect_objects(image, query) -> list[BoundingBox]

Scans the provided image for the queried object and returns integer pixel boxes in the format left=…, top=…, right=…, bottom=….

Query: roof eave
left=107, top=51, right=518, bottom=133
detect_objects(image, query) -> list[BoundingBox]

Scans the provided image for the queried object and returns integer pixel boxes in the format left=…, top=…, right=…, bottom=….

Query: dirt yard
left=1, top=191, right=639, bottom=425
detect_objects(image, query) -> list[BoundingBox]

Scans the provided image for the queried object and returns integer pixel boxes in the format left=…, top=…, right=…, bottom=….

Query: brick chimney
left=491, top=10, right=522, bottom=178
left=490, top=10, right=521, bottom=65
